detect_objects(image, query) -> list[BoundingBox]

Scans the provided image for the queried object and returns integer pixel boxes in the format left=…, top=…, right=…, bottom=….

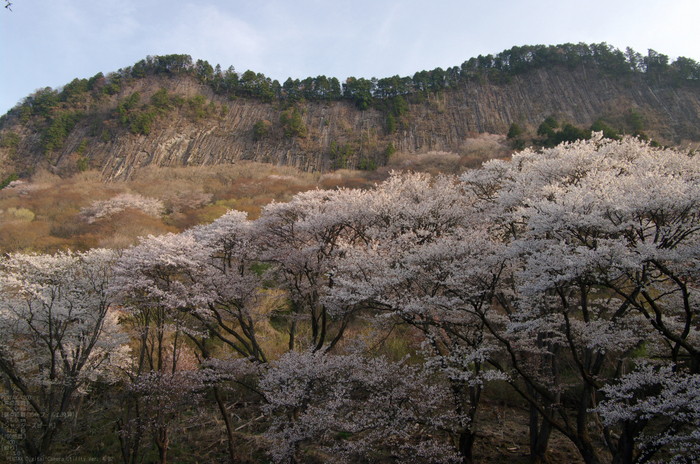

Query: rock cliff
left=2, top=65, right=699, bottom=180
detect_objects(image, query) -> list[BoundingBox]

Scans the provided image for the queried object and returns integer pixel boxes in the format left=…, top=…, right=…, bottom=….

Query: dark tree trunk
left=213, top=385, right=238, bottom=463
left=288, top=320, right=296, bottom=351
left=458, top=429, right=476, bottom=464
left=612, top=425, right=635, bottom=464
left=577, top=441, right=604, bottom=464
left=532, top=414, right=554, bottom=463
left=527, top=385, right=553, bottom=463
left=154, top=426, right=168, bottom=464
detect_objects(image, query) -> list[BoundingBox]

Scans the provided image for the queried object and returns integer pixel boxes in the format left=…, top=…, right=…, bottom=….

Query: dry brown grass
left=0, top=163, right=384, bottom=253
left=458, top=133, right=512, bottom=168
left=318, top=169, right=381, bottom=189
left=0, top=220, right=52, bottom=252
left=0, top=146, right=506, bottom=254
left=386, top=134, right=511, bottom=175
left=128, top=162, right=318, bottom=189
left=94, top=210, right=179, bottom=249
left=388, top=151, right=463, bottom=175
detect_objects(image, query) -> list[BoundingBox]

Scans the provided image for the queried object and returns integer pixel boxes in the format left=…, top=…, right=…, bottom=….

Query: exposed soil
left=473, top=399, right=585, bottom=463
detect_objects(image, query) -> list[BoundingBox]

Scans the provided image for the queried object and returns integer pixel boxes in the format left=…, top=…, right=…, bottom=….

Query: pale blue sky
left=2, top=0, right=699, bottom=114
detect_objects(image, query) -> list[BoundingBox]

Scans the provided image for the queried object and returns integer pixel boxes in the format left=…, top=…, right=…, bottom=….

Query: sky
left=1, top=0, right=699, bottom=114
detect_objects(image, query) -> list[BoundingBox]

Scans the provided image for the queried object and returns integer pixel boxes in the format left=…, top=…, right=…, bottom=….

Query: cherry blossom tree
left=110, top=233, right=212, bottom=464
left=111, top=214, right=269, bottom=463
left=2, top=134, right=693, bottom=463
left=185, top=210, right=271, bottom=462
left=462, top=134, right=700, bottom=464
left=80, top=193, right=165, bottom=224
left=186, top=210, right=269, bottom=363
left=329, top=172, right=507, bottom=464
left=329, top=137, right=700, bottom=463
left=260, top=350, right=462, bottom=464
left=254, top=188, right=371, bottom=353
left=0, top=249, right=125, bottom=463
left=595, top=364, right=700, bottom=463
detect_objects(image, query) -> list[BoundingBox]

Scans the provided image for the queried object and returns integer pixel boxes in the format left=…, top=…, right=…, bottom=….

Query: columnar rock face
left=3, top=66, right=700, bottom=179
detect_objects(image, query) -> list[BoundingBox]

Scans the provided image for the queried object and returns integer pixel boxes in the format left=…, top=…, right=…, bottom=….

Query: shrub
left=101, top=83, right=120, bottom=96
left=187, top=94, right=208, bottom=120
left=385, top=142, right=395, bottom=159
left=76, top=139, right=88, bottom=155
left=41, top=111, right=84, bottom=153
left=130, top=108, right=158, bottom=135
left=358, top=158, right=376, bottom=171
left=151, top=87, right=172, bottom=112
left=116, top=92, right=141, bottom=124
left=0, top=173, right=18, bottom=189
left=0, top=132, right=19, bottom=148
left=507, top=122, right=523, bottom=139
left=385, top=113, right=396, bottom=134
left=590, top=119, right=621, bottom=140
left=77, top=157, right=89, bottom=172
left=7, top=207, right=35, bottom=221
left=253, top=120, right=270, bottom=141
left=280, top=107, right=307, bottom=138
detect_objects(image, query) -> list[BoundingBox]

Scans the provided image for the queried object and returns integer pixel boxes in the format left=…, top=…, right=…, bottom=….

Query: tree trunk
left=458, top=429, right=476, bottom=464
left=288, top=320, right=296, bottom=351
left=575, top=387, right=603, bottom=464
left=532, top=414, right=554, bottom=464
left=154, top=426, right=168, bottom=464
left=611, top=419, right=647, bottom=464
left=213, top=385, right=238, bottom=463
left=612, top=426, right=635, bottom=464
left=527, top=385, right=553, bottom=463
left=117, top=395, right=143, bottom=464
left=577, top=441, right=604, bottom=464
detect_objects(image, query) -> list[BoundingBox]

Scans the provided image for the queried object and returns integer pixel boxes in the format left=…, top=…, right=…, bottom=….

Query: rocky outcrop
left=3, top=66, right=700, bottom=179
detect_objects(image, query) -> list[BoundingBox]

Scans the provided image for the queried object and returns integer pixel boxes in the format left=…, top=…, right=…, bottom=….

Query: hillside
left=1, top=44, right=700, bottom=464
left=1, top=44, right=700, bottom=180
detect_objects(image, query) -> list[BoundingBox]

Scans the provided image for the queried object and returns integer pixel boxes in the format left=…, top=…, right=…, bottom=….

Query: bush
left=507, top=122, right=523, bottom=139
left=358, top=158, right=376, bottom=171
left=130, top=108, right=158, bottom=135
left=116, top=93, right=141, bottom=124
left=280, top=107, right=307, bottom=138
left=253, top=120, right=270, bottom=141
left=330, top=141, right=353, bottom=169
left=0, top=132, right=19, bottom=148
left=187, top=94, right=208, bottom=120
left=41, top=111, right=84, bottom=153
left=556, top=123, right=590, bottom=144
left=536, top=117, right=590, bottom=147
left=537, top=116, right=558, bottom=137
left=151, top=88, right=173, bottom=112
left=101, top=83, right=120, bottom=96
left=7, top=207, right=35, bottom=221
left=76, top=139, right=88, bottom=155
left=385, top=142, right=396, bottom=159
left=386, top=113, right=396, bottom=134
left=77, top=157, right=89, bottom=172
left=590, top=119, right=620, bottom=140
left=0, top=173, right=18, bottom=189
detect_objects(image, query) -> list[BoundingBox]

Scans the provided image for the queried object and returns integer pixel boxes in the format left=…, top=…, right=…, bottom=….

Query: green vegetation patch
left=41, top=110, right=84, bottom=153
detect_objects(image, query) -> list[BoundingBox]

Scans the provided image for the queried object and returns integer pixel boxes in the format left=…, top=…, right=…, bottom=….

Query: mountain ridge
left=1, top=44, right=699, bottom=180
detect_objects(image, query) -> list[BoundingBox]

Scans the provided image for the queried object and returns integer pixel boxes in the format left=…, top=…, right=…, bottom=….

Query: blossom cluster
left=1, top=135, right=698, bottom=463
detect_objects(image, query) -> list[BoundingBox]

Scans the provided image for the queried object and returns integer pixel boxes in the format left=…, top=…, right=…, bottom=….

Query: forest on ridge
left=2, top=41, right=700, bottom=181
